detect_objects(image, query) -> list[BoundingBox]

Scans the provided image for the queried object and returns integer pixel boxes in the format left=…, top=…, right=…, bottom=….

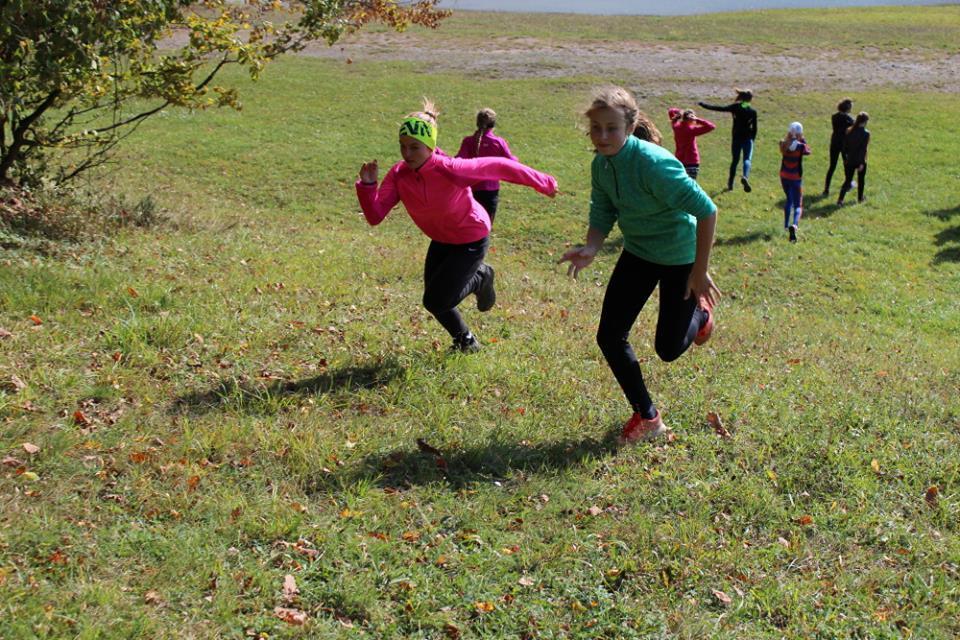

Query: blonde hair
left=407, top=97, right=439, bottom=124
left=585, top=86, right=662, bottom=145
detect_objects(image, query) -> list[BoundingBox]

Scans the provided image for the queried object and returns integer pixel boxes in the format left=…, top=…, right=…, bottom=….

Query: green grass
left=394, top=5, right=960, bottom=52
left=2, top=7, right=960, bottom=639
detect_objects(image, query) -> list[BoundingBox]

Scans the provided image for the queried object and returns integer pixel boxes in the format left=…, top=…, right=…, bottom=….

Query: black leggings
left=472, top=189, right=500, bottom=224
left=423, top=236, right=488, bottom=338
left=824, top=142, right=845, bottom=192
left=838, top=162, right=866, bottom=202
left=596, top=251, right=706, bottom=418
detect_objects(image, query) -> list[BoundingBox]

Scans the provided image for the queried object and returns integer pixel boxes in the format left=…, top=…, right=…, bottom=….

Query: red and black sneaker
left=694, top=296, right=715, bottom=346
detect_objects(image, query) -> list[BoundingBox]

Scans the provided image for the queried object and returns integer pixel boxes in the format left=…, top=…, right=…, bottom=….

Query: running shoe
left=476, top=265, right=496, bottom=312
left=741, top=177, right=752, bottom=193
left=789, top=225, right=797, bottom=243
left=618, top=411, right=668, bottom=445
left=694, top=295, right=715, bottom=346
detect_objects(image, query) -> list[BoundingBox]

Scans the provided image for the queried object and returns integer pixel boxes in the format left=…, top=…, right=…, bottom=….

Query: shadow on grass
left=933, top=224, right=960, bottom=264
left=715, top=231, right=772, bottom=247
left=315, top=429, right=623, bottom=491
left=172, top=358, right=405, bottom=415
left=925, top=205, right=960, bottom=221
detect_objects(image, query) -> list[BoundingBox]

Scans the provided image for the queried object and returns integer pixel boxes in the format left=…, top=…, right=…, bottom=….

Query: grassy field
left=2, top=6, right=959, bottom=639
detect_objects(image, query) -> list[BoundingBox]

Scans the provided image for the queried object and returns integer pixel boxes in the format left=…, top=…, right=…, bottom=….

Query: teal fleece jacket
left=589, top=136, right=717, bottom=265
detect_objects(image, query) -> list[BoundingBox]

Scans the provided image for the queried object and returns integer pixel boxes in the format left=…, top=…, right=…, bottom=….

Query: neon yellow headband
left=399, top=117, right=437, bottom=149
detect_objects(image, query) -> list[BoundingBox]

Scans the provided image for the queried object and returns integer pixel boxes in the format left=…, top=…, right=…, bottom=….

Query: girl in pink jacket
left=668, top=108, right=716, bottom=181
left=455, top=108, right=518, bottom=224
left=356, top=100, right=557, bottom=352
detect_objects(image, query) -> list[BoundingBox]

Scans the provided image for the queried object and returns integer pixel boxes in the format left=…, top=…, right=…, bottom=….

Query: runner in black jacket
left=699, top=88, right=758, bottom=192
left=823, top=97, right=854, bottom=195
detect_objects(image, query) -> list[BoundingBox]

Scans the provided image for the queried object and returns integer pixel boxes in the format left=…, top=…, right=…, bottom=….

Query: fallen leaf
left=4, top=375, right=27, bottom=392
left=925, top=486, right=939, bottom=507
left=401, top=531, right=420, bottom=542
left=712, top=589, right=733, bottom=606
left=187, top=475, right=200, bottom=492
left=474, top=601, right=495, bottom=614
left=20, top=471, right=39, bottom=481
left=871, top=459, right=881, bottom=473
left=518, top=576, right=535, bottom=587
left=73, top=410, right=91, bottom=427
left=29, top=315, right=42, bottom=326
left=0, top=327, right=12, bottom=339
left=444, top=623, right=462, bottom=638
left=144, top=590, right=163, bottom=605
left=2, top=456, right=24, bottom=467
left=707, top=411, right=731, bottom=438
left=586, top=506, right=603, bottom=517
left=282, top=574, right=299, bottom=602
left=22, top=442, right=40, bottom=454
left=290, top=502, right=308, bottom=513
left=777, top=537, right=791, bottom=548
left=796, top=515, right=814, bottom=526
left=416, top=438, right=442, bottom=456
left=127, top=286, right=140, bottom=298
left=274, top=606, right=307, bottom=625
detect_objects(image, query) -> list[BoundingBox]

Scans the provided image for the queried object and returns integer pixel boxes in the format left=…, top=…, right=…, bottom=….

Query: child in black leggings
left=560, top=86, right=720, bottom=445
left=823, top=97, right=854, bottom=196
left=837, top=112, right=870, bottom=206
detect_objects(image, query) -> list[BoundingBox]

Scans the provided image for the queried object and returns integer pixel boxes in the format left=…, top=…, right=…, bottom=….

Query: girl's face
left=399, top=135, right=432, bottom=169
left=589, top=107, right=629, bottom=156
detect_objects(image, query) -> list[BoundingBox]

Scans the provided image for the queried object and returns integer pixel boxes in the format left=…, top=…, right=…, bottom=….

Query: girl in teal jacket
left=560, top=86, right=721, bottom=444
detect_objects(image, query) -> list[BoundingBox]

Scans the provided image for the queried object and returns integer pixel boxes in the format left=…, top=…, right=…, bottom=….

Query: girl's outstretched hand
left=359, top=160, right=379, bottom=184
left=685, top=269, right=721, bottom=306
left=558, top=246, right=597, bottom=279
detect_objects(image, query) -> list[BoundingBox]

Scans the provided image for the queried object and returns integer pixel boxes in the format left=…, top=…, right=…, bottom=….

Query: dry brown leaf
left=5, top=375, right=27, bottom=392
left=282, top=574, right=299, bottom=602
left=712, top=589, right=733, bottom=606
left=29, top=315, right=42, bottom=326
left=518, top=576, right=535, bottom=587
left=707, top=411, right=731, bottom=438
left=274, top=606, right=307, bottom=625
left=187, top=475, right=200, bottom=492
left=73, top=410, right=91, bottom=427
left=22, top=442, right=40, bottom=455
left=416, top=438, right=443, bottom=456
left=2, top=456, right=24, bottom=467
left=925, top=486, right=939, bottom=507
left=290, top=502, right=308, bottom=513
left=870, top=459, right=881, bottom=473
left=127, top=286, right=140, bottom=298
left=144, top=590, right=163, bottom=605
left=0, top=327, right=13, bottom=339
left=586, top=506, right=603, bottom=517
left=444, top=623, right=462, bottom=639
left=796, top=515, right=814, bottom=526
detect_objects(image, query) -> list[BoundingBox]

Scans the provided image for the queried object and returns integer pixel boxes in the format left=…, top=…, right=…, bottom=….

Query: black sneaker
left=789, top=225, right=797, bottom=243
left=741, top=177, right=752, bottom=193
left=726, top=181, right=734, bottom=191
left=476, top=264, right=496, bottom=312
left=451, top=332, right=481, bottom=353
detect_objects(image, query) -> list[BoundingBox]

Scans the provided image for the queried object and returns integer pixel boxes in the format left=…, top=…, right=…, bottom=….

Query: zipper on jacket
left=605, top=158, right=620, bottom=199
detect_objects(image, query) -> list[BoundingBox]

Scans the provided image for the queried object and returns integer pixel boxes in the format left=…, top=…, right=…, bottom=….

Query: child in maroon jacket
left=779, top=122, right=811, bottom=242
left=668, top=108, right=716, bottom=181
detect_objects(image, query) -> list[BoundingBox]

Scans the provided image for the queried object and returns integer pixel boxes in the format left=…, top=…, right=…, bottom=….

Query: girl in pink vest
left=357, top=100, right=557, bottom=352
left=667, top=108, right=716, bottom=181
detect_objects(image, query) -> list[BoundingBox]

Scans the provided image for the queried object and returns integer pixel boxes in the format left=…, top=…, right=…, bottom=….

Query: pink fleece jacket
left=668, top=108, right=716, bottom=166
left=356, top=150, right=557, bottom=244
left=455, top=130, right=518, bottom=192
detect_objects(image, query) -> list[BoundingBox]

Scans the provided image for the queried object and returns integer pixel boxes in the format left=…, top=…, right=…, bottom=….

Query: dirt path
left=300, top=31, right=960, bottom=95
